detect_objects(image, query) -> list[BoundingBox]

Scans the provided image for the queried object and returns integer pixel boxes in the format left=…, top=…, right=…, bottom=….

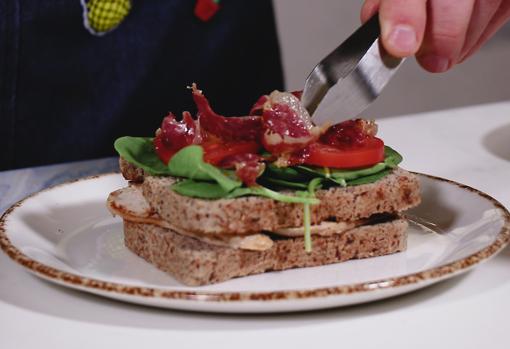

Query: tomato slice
left=203, top=141, right=261, bottom=166
left=304, top=137, right=385, bottom=169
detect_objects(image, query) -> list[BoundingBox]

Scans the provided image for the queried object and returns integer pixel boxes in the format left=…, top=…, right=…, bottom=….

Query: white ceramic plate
left=1, top=173, right=509, bottom=313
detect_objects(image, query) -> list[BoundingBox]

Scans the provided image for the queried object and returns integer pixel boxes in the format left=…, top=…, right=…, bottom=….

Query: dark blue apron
left=0, top=0, right=283, bottom=170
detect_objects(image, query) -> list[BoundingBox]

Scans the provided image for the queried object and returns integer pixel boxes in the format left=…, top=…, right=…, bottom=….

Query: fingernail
left=420, top=55, right=450, bottom=73
left=388, top=24, right=417, bottom=54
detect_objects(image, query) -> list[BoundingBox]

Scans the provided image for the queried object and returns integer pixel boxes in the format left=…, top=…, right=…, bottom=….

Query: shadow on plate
left=407, top=175, right=459, bottom=233
left=483, top=123, right=510, bottom=161
left=1, top=245, right=510, bottom=331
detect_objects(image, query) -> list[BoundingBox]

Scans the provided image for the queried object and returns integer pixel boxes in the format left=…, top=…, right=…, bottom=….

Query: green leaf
left=246, top=187, right=320, bottom=204
left=168, top=145, right=242, bottom=192
left=171, top=179, right=232, bottom=199
left=293, top=165, right=326, bottom=178
left=259, top=177, right=309, bottom=190
left=384, top=146, right=403, bottom=168
left=303, top=202, right=312, bottom=253
left=294, top=177, right=324, bottom=253
left=330, top=162, right=387, bottom=180
left=170, top=179, right=319, bottom=204
left=295, top=163, right=380, bottom=182
left=114, top=136, right=172, bottom=175
left=326, top=176, right=347, bottom=187
left=307, top=177, right=324, bottom=193
left=347, top=169, right=392, bottom=186
left=265, top=164, right=311, bottom=181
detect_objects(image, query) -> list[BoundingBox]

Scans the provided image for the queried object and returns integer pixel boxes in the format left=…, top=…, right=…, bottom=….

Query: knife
left=301, top=15, right=405, bottom=125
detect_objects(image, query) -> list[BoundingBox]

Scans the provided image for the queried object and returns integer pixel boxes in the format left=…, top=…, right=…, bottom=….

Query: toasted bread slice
left=137, top=168, right=419, bottom=234
left=124, top=218, right=408, bottom=286
left=116, top=158, right=415, bottom=286
left=119, top=157, right=420, bottom=234
left=107, top=185, right=274, bottom=251
left=107, top=185, right=380, bottom=251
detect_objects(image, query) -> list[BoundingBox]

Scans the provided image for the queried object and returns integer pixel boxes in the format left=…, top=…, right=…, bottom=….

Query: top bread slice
left=119, top=158, right=421, bottom=235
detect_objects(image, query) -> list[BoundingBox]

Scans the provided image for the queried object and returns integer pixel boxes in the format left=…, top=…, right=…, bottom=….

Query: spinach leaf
left=293, top=165, right=326, bottom=178
left=260, top=164, right=347, bottom=190
left=295, top=162, right=384, bottom=181
left=326, top=176, right=347, bottom=187
left=168, top=145, right=242, bottom=192
left=346, top=169, right=392, bottom=186
left=259, top=177, right=309, bottom=190
left=384, top=146, right=403, bottom=168
left=170, top=179, right=319, bottom=204
left=234, top=186, right=320, bottom=204
left=114, top=136, right=172, bottom=175
left=171, top=179, right=233, bottom=199
left=330, top=162, right=387, bottom=180
left=265, top=164, right=311, bottom=181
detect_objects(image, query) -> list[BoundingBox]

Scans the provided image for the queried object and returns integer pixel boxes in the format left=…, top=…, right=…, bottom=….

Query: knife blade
left=302, top=15, right=405, bottom=125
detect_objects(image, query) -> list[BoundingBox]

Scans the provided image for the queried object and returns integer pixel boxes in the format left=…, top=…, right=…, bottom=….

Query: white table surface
left=1, top=102, right=510, bottom=349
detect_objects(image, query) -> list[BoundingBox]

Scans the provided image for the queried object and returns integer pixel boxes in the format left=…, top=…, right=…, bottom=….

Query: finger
left=459, top=0, right=502, bottom=62
left=360, top=0, right=380, bottom=23
left=460, top=1, right=510, bottom=62
left=378, top=0, right=427, bottom=57
left=416, top=0, right=475, bottom=73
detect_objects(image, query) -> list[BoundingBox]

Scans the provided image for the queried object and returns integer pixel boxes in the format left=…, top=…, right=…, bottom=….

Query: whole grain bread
left=119, top=157, right=145, bottom=182
left=138, top=168, right=419, bottom=234
left=124, top=218, right=408, bottom=286
left=119, top=157, right=420, bottom=234
left=107, top=185, right=275, bottom=251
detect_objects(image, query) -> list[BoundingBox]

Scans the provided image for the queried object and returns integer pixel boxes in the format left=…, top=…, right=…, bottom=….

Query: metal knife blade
left=302, top=15, right=405, bottom=125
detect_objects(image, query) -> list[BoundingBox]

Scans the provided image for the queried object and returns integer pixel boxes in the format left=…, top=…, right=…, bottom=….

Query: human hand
left=361, top=0, right=510, bottom=72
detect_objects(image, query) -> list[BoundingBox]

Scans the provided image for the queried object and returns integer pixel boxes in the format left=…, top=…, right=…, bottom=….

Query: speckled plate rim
left=1, top=172, right=509, bottom=303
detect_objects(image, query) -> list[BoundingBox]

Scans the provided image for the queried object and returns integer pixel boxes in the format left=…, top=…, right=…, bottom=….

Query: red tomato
left=153, top=135, right=176, bottom=165
left=304, top=137, right=385, bottom=169
left=154, top=134, right=260, bottom=166
left=203, top=141, right=261, bottom=166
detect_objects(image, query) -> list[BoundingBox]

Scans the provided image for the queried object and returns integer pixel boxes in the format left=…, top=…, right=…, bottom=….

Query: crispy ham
left=261, top=91, right=321, bottom=158
left=191, top=83, right=262, bottom=142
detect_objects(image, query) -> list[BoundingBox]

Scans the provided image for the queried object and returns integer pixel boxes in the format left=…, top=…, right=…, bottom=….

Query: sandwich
left=107, top=84, right=421, bottom=286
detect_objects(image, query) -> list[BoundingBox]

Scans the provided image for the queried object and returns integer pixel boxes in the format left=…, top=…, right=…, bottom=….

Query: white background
left=274, top=0, right=510, bottom=117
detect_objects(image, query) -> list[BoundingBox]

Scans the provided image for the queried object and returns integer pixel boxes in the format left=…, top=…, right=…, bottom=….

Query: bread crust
left=119, top=157, right=145, bottom=182
left=124, top=219, right=408, bottom=286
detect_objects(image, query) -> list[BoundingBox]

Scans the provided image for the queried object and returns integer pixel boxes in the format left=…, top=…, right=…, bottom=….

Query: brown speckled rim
left=1, top=172, right=509, bottom=303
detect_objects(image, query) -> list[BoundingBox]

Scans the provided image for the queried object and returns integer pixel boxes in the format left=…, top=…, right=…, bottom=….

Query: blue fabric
left=0, top=0, right=283, bottom=170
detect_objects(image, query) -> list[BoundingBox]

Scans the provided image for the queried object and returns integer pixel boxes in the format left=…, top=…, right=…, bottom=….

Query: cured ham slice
left=154, top=111, right=201, bottom=164
left=160, top=111, right=200, bottom=149
left=320, top=119, right=378, bottom=149
left=261, top=91, right=321, bottom=156
left=220, top=153, right=265, bottom=186
left=191, top=84, right=262, bottom=142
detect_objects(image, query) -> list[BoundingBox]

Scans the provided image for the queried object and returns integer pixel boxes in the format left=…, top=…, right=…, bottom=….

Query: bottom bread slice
left=124, top=219, right=408, bottom=286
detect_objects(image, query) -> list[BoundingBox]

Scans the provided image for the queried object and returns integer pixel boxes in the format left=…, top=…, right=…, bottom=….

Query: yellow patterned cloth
left=82, top=0, right=131, bottom=35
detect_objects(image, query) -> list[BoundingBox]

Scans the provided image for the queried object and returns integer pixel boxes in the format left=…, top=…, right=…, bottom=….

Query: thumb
left=378, top=0, right=427, bottom=57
